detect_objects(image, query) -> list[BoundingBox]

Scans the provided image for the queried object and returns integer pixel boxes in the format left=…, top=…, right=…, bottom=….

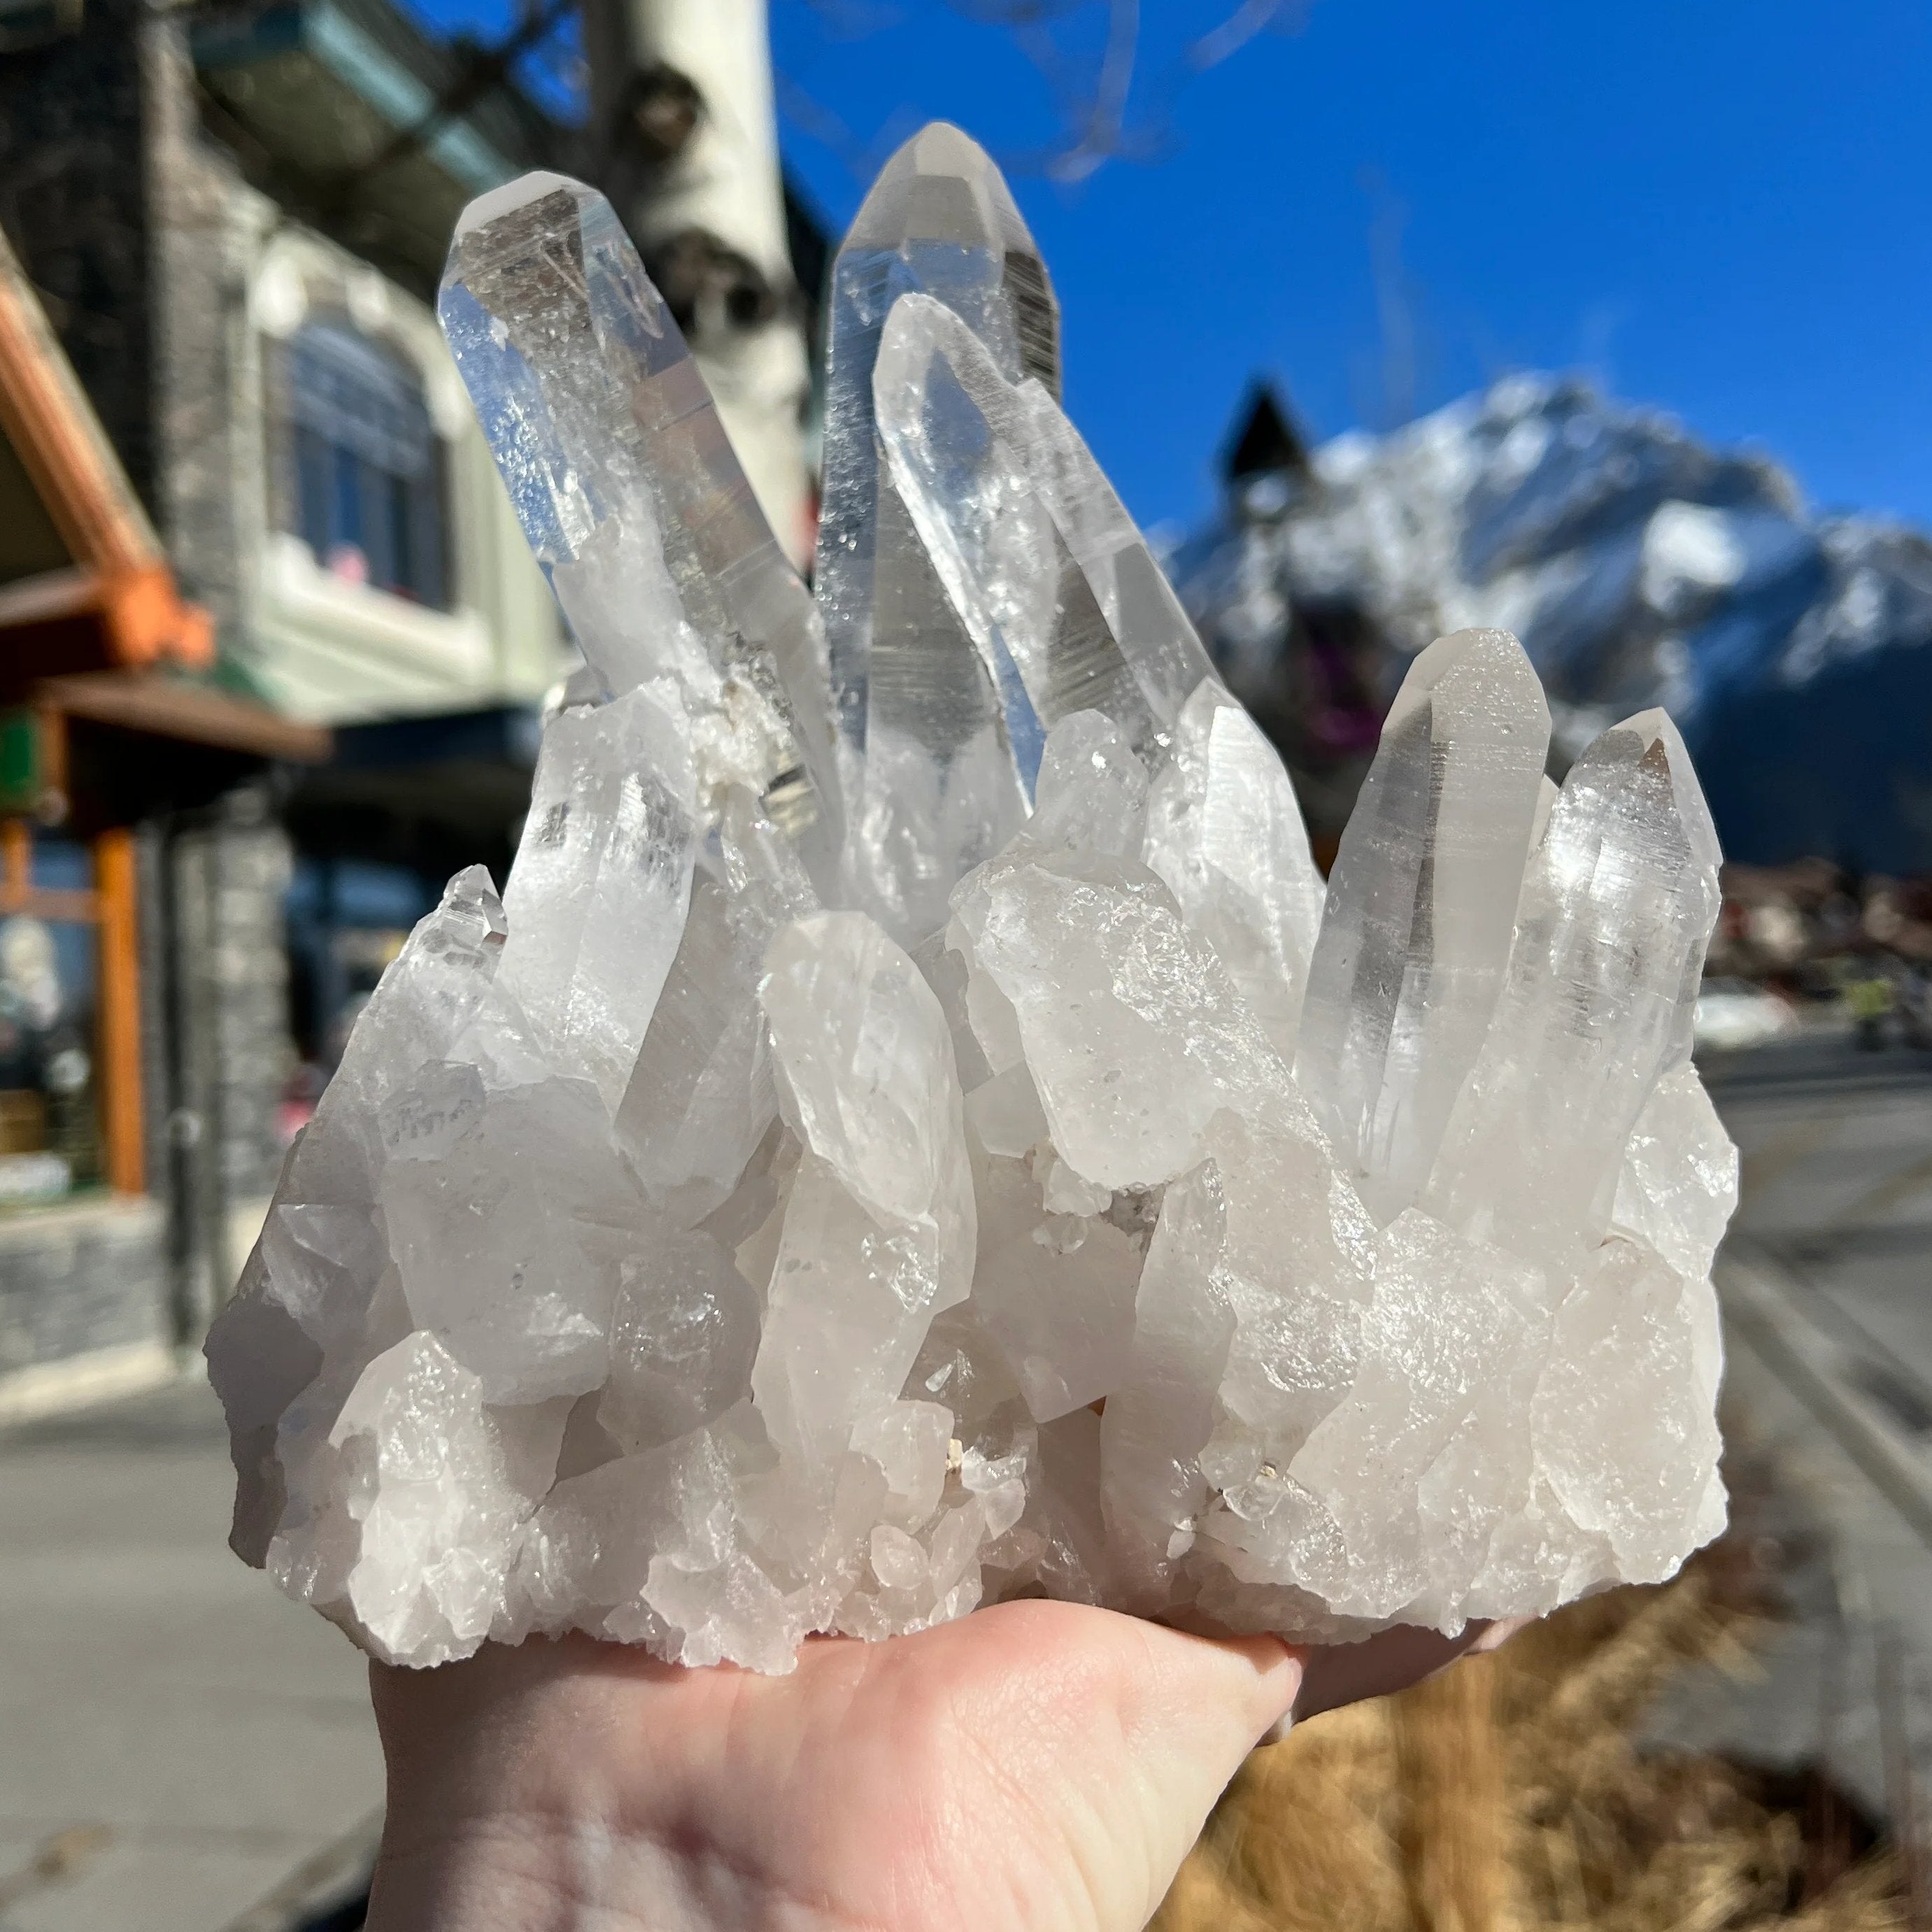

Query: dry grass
left=1153, top=1553, right=1908, bottom=1932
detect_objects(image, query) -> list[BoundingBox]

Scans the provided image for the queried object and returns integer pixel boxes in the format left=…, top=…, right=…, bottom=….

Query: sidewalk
left=0, top=1376, right=380, bottom=1932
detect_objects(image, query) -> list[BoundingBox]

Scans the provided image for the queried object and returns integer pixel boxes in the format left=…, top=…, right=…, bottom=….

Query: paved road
left=0, top=1378, right=380, bottom=1932
left=1675, top=1028, right=1932, bottom=1821
left=1714, top=1030, right=1932, bottom=1414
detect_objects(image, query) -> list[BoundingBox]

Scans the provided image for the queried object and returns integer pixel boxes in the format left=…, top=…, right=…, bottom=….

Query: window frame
left=277, top=313, right=453, bottom=614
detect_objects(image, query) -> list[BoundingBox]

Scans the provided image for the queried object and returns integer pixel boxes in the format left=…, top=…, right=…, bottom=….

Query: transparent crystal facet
left=440, top=173, right=844, bottom=876
left=1295, top=629, right=1551, bottom=1222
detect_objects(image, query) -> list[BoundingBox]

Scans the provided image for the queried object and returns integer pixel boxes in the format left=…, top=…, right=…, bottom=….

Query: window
left=284, top=318, right=448, bottom=609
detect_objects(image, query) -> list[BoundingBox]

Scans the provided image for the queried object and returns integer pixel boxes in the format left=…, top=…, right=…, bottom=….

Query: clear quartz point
left=816, top=127, right=1060, bottom=937
left=209, top=126, right=1735, bottom=1676
left=874, top=292, right=1219, bottom=769
left=1423, top=708, right=1723, bottom=1270
left=1294, top=629, right=1551, bottom=1222
left=439, top=171, right=843, bottom=878
left=817, top=122, right=1060, bottom=751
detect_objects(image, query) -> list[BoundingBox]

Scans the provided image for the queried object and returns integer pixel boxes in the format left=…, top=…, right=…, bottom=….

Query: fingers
left=1153, top=1627, right=1306, bottom=1754
left=1257, top=1617, right=1528, bottom=1740
left=1005, top=1612, right=1301, bottom=1928
left=1467, top=1616, right=1530, bottom=1654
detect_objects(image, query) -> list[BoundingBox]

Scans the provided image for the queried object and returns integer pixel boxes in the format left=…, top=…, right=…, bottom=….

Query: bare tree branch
left=1186, top=0, right=1297, bottom=73
left=775, top=0, right=1309, bottom=190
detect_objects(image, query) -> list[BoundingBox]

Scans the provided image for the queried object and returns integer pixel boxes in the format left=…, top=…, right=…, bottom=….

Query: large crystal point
left=1293, top=629, right=1551, bottom=1221
left=875, top=293, right=1219, bottom=767
left=1423, top=709, right=1722, bottom=1270
left=439, top=172, right=842, bottom=872
left=211, top=125, right=1735, bottom=1678
left=817, top=122, right=1059, bottom=747
left=816, top=126, right=1058, bottom=936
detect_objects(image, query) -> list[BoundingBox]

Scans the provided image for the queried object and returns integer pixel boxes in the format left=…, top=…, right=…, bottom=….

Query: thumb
left=951, top=1609, right=1300, bottom=1928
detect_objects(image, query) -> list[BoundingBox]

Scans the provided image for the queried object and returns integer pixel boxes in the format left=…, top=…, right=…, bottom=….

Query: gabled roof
left=1223, top=382, right=1312, bottom=484
left=0, top=225, right=213, bottom=692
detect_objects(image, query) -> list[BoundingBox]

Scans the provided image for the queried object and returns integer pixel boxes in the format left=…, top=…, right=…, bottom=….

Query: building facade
left=0, top=0, right=580, bottom=1407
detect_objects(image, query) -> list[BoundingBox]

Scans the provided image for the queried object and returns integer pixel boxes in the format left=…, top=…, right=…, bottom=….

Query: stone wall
left=0, top=1197, right=167, bottom=1379
left=175, top=793, right=297, bottom=1221
left=0, top=0, right=157, bottom=506
left=210, top=802, right=297, bottom=1209
left=142, top=15, right=260, bottom=653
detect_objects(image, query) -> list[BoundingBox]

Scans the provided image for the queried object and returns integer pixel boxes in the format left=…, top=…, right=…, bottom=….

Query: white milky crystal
left=753, top=911, right=974, bottom=1492
left=208, top=137, right=1736, bottom=1675
left=1612, top=1061, right=1740, bottom=1281
left=1423, top=708, right=1722, bottom=1271
left=1142, top=681, right=1327, bottom=1058
left=971, top=1146, right=1142, bottom=1421
left=1530, top=1234, right=1726, bottom=1584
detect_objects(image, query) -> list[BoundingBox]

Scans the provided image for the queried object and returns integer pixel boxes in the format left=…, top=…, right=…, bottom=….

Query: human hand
left=364, top=1601, right=1511, bottom=1932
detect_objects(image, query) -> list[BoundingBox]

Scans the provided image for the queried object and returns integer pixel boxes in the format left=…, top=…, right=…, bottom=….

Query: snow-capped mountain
left=1169, top=374, right=1932, bottom=872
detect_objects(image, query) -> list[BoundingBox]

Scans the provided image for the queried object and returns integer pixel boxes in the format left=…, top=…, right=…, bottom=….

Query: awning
left=0, top=676, right=332, bottom=834
left=33, top=672, right=331, bottom=766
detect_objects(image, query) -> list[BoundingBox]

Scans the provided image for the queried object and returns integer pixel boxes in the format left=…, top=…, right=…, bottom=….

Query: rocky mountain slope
left=1170, top=375, right=1932, bottom=871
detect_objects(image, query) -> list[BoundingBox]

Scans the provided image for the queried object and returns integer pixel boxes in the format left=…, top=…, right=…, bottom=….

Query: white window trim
left=247, top=233, right=495, bottom=702
left=260, top=531, right=494, bottom=683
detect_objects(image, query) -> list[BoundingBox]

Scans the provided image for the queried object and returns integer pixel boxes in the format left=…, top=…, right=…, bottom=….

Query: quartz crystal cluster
left=207, top=125, right=1737, bottom=1673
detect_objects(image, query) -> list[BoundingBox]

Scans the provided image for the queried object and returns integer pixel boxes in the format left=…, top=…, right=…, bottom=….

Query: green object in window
left=0, top=710, right=39, bottom=814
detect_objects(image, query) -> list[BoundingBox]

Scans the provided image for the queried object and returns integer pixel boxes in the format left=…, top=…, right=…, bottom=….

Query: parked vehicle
left=1694, top=977, right=1800, bottom=1053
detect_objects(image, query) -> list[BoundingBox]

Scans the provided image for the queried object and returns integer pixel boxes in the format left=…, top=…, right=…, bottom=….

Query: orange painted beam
left=0, top=228, right=211, bottom=671
left=94, top=827, right=143, bottom=1196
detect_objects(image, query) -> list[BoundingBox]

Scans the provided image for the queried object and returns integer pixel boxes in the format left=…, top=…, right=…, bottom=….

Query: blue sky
left=411, top=0, right=1931, bottom=538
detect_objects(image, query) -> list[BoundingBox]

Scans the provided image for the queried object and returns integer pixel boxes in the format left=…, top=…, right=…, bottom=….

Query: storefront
left=0, top=223, right=329, bottom=1416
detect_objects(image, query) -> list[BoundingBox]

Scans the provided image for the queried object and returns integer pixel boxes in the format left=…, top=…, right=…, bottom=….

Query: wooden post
left=1, top=818, right=29, bottom=907
left=94, top=827, right=143, bottom=1195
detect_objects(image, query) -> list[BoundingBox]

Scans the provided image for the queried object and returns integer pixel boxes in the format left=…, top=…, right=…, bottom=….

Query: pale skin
left=365, top=1602, right=1515, bottom=1932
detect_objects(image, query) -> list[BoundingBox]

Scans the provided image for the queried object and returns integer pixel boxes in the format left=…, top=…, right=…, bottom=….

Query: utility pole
left=581, top=0, right=815, bottom=569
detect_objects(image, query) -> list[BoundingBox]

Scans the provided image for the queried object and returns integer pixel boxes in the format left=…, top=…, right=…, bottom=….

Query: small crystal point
left=1294, top=627, right=1551, bottom=1222
left=874, top=292, right=1219, bottom=766
left=753, top=911, right=975, bottom=1487
left=439, top=172, right=843, bottom=874
left=1423, top=707, right=1723, bottom=1269
left=497, top=682, right=699, bottom=1109
left=1142, top=681, right=1327, bottom=1058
